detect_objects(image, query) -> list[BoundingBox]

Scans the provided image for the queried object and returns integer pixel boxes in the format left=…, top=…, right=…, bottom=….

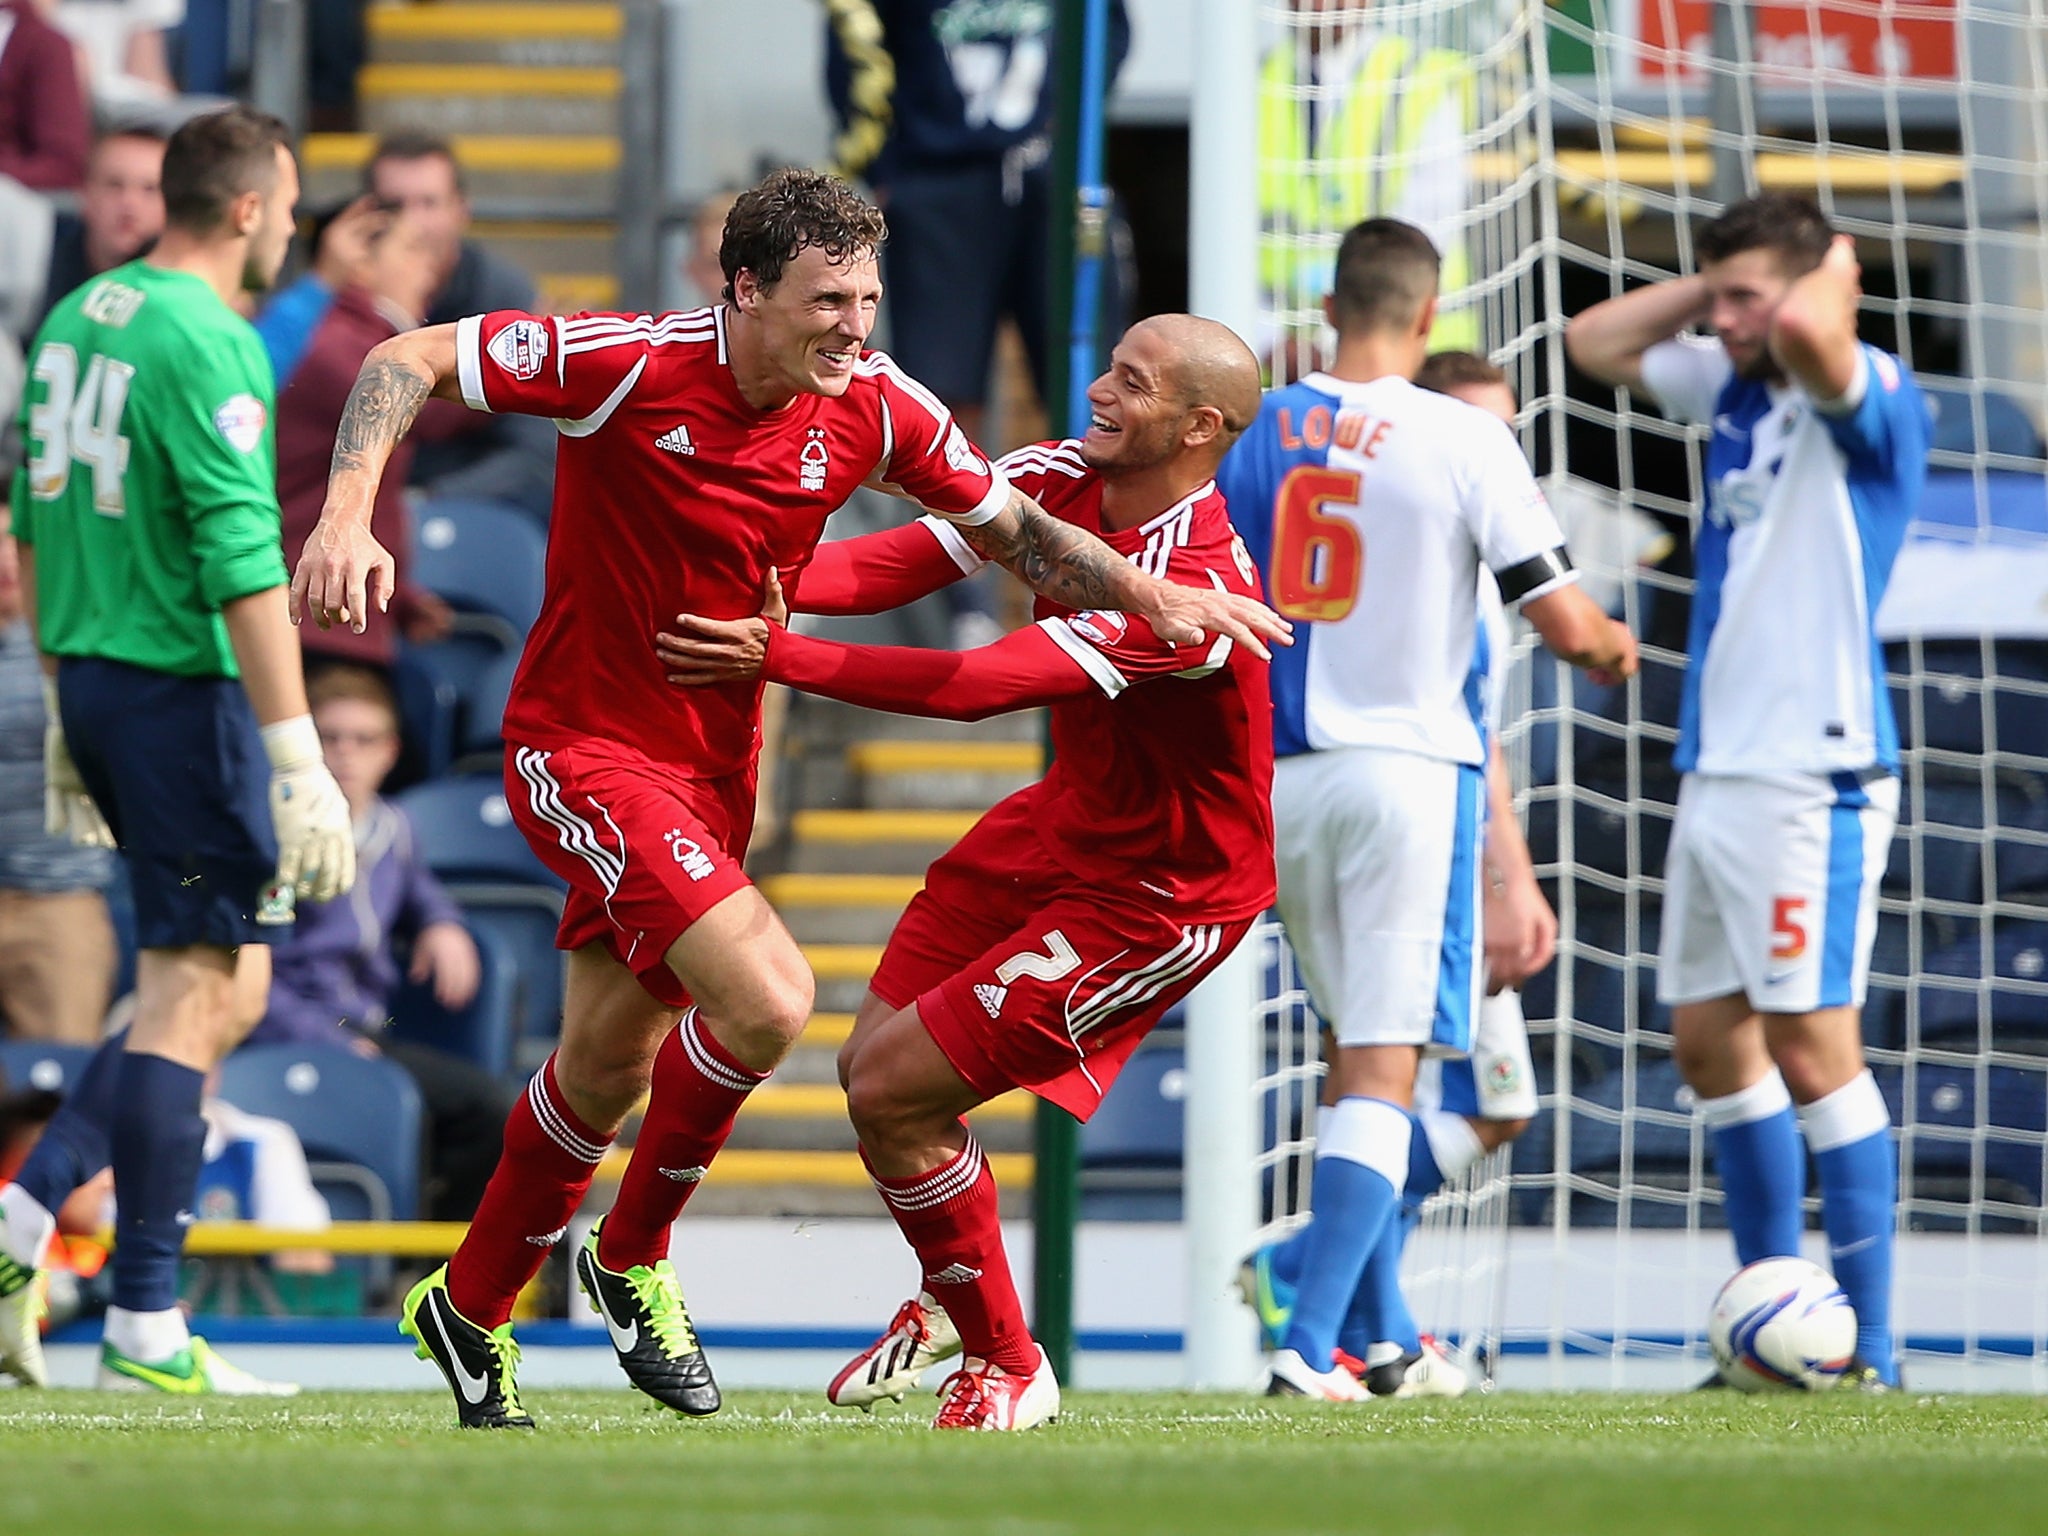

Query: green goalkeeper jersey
left=11, top=261, right=290, bottom=680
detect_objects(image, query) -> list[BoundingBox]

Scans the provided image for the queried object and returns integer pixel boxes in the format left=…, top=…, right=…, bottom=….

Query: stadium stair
left=302, top=3, right=628, bottom=315
left=656, top=698, right=1047, bottom=1218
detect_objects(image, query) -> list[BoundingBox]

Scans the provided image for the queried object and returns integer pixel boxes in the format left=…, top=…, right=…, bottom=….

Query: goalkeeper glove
left=261, top=714, right=356, bottom=904
left=41, top=677, right=115, bottom=849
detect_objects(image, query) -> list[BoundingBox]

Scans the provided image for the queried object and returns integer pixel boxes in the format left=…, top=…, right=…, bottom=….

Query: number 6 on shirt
left=1270, top=465, right=1364, bottom=621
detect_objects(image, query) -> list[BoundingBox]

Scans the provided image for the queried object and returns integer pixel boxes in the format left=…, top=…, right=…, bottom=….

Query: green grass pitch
left=3, top=1389, right=2046, bottom=1535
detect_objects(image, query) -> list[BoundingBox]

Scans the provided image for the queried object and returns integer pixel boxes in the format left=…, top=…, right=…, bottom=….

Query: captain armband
left=1493, top=547, right=1577, bottom=604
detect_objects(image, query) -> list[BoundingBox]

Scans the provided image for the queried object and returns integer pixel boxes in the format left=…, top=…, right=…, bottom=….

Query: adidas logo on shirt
left=655, top=424, right=695, bottom=456
left=974, top=983, right=1007, bottom=1019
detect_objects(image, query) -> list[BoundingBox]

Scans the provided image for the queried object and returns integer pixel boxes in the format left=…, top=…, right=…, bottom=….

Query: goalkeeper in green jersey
left=0, top=106, right=355, bottom=1395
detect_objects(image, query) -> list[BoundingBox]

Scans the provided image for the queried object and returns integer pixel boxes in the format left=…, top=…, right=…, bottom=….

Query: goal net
left=1211, top=0, right=2048, bottom=1391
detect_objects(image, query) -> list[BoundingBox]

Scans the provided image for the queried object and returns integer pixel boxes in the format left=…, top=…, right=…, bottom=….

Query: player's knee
left=554, top=1040, right=657, bottom=1130
left=1670, top=1028, right=1723, bottom=1090
left=843, top=1058, right=918, bottom=1149
left=1769, top=1041, right=1854, bottom=1106
left=1476, top=1116, right=1531, bottom=1151
left=723, top=968, right=815, bottom=1069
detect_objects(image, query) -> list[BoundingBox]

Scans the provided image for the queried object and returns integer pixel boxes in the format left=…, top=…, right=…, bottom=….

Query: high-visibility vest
left=1257, top=35, right=1478, bottom=351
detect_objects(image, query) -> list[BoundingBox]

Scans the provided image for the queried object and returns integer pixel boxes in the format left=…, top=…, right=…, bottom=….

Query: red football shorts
left=504, top=737, right=755, bottom=1007
left=870, top=797, right=1254, bottom=1121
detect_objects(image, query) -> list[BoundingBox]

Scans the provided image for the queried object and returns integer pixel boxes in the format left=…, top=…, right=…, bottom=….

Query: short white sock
left=1798, top=1070, right=1891, bottom=1153
left=0, top=1185, right=55, bottom=1270
left=1696, top=1069, right=1794, bottom=1130
left=1365, top=1340, right=1406, bottom=1368
left=1317, top=1097, right=1412, bottom=1190
left=1419, top=1109, right=1486, bottom=1183
left=103, top=1306, right=191, bottom=1363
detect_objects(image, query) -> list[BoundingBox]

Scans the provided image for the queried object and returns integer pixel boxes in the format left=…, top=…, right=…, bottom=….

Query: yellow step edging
left=368, top=5, right=624, bottom=41
left=595, top=1147, right=1033, bottom=1187
left=760, top=873, right=924, bottom=908
left=746, top=1082, right=1032, bottom=1121
left=803, top=1011, right=856, bottom=1046
left=791, top=808, right=981, bottom=843
left=1471, top=148, right=1962, bottom=196
left=357, top=63, right=622, bottom=96
left=535, top=273, right=620, bottom=311
left=846, top=740, right=1044, bottom=775
left=802, top=944, right=885, bottom=980
left=181, top=1221, right=469, bottom=1257
left=300, top=133, right=620, bottom=173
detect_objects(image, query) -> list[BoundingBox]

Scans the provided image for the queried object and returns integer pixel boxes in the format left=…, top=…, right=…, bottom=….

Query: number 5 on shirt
left=1270, top=465, right=1364, bottom=622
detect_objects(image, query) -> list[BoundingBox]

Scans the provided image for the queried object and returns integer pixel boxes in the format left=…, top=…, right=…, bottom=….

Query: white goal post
left=1184, top=0, right=2048, bottom=1390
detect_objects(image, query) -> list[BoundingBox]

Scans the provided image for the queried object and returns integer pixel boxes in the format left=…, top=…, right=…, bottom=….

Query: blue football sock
left=1336, top=1108, right=1444, bottom=1357
left=1268, top=1225, right=1312, bottom=1289
left=10, top=1029, right=127, bottom=1217
left=1279, top=1097, right=1408, bottom=1372
left=1802, top=1072, right=1898, bottom=1383
left=107, top=1051, right=208, bottom=1316
left=1700, top=1072, right=1806, bottom=1264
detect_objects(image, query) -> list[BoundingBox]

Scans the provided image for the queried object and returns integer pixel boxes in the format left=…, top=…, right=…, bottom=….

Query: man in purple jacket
left=251, top=666, right=509, bottom=1218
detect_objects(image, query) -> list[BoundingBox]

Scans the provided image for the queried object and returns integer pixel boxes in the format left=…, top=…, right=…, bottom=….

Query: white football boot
left=827, top=1293, right=962, bottom=1410
left=1265, top=1347, right=1372, bottom=1402
left=931, top=1345, right=1061, bottom=1431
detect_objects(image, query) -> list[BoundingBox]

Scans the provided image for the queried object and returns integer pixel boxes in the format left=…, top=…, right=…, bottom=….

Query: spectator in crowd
left=0, top=0, right=91, bottom=192
left=256, top=134, right=555, bottom=518
left=251, top=667, right=509, bottom=1221
left=681, top=188, right=740, bottom=308
left=53, top=0, right=180, bottom=113
left=0, top=503, right=117, bottom=1044
left=825, top=0, right=1130, bottom=446
left=269, top=206, right=458, bottom=676
left=34, top=126, right=166, bottom=337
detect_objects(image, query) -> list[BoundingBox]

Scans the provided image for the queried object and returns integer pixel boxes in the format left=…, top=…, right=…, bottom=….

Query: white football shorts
left=1273, top=746, right=1485, bottom=1055
left=1657, top=770, right=1898, bottom=1014
left=1422, top=988, right=1539, bottom=1121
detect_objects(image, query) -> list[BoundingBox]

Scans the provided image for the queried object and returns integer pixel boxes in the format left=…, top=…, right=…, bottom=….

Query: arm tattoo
left=329, top=357, right=433, bottom=483
left=962, top=491, right=1143, bottom=612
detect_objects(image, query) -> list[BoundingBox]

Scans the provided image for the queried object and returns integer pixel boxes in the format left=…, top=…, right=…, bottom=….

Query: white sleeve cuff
left=1037, top=617, right=1130, bottom=699
left=1813, top=346, right=1871, bottom=418
left=1513, top=567, right=1583, bottom=607
left=455, top=314, right=488, bottom=412
left=941, top=470, right=1012, bottom=529
left=917, top=514, right=987, bottom=576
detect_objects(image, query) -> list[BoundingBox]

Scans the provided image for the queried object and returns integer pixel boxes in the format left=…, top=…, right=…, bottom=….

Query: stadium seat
left=411, top=499, right=548, bottom=635
left=1522, top=771, right=1678, bottom=909
left=0, top=1040, right=96, bottom=1097
left=215, top=1045, right=425, bottom=1221
left=392, top=645, right=459, bottom=781
left=1080, top=1044, right=1186, bottom=1221
left=1919, top=391, right=2048, bottom=463
left=395, top=776, right=567, bottom=1070
left=1884, top=773, right=2048, bottom=908
left=1887, top=639, right=2048, bottom=762
left=1909, top=917, right=2048, bottom=1052
left=456, top=646, right=522, bottom=763
left=388, top=919, right=521, bottom=1079
left=401, top=631, right=519, bottom=769
left=1870, top=1060, right=2048, bottom=1229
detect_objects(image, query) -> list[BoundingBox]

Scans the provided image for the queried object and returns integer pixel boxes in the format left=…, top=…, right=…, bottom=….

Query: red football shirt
left=454, top=306, right=1009, bottom=772
left=1002, top=440, right=1277, bottom=920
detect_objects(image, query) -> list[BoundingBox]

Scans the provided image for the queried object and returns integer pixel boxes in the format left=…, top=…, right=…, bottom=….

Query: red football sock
left=869, top=1131, right=1036, bottom=1374
left=597, top=1009, right=767, bottom=1272
left=447, top=1055, right=611, bottom=1328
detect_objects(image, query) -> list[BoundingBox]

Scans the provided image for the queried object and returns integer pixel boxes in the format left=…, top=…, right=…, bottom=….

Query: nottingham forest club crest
left=799, top=427, right=829, bottom=492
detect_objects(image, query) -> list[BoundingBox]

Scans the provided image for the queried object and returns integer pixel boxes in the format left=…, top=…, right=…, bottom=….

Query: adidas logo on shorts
left=974, top=983, right=1007, bottom=1019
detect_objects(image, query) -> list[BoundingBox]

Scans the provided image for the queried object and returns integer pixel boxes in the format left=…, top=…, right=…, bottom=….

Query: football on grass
left=1707, top=1257, right=1858, bottom=1391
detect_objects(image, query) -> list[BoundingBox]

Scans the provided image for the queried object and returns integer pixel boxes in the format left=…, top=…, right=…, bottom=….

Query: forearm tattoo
left=963, top=491, right=1142, bottom=612
left=329, top=357, right=433, bottom=483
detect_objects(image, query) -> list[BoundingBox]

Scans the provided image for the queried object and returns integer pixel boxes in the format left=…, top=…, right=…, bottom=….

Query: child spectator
left=251, top=667, right=509, bottom=1220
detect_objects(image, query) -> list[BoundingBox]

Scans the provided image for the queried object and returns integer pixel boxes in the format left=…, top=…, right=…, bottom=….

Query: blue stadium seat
left=1910, top=918, right=2048, bottom=1051
left=388, top=919, right=520, bottom=1079
left=392, top=645, right=459, bottom=781
left=1887, top=640, right=2048, bottom=761
left=1884, top=773, right=2048, bottom=908
left=401, top=632, right=519, bottom=769
left=0, top=1040, right=95, bottom=1097
left=1522, top=772, right=1678, bottom=909
left=1080, top=1044, right=1185, bottom=1221
left=1870, top=1060, right=2047, bottom=1225
left=411, top=499, right=548, bottom=635
left=1919, top=389, right=2047, bottom=461
left=395, top=776, right=567, bottom=1071
left=215, top=1045, right=424, bottom=1221
left=458, top=646, right=521, bottom=761
left=397, top=776, right=563, bottom=890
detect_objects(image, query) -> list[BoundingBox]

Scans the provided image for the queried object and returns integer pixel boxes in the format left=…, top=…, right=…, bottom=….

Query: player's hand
left=1822, top=233, right=1863, bottom=298
left=291, top=516, right=396, bottom=634
left=1484, top=871, right=1558, bottom=994
left=41, top=678, right=115, bottom=849
left=1137, top=581, right=1293, bottom=662
left=262, top=715, right=357, bottom=903
left=657, top=568, right=786, bottom=684
left=410, top=920, right=481, bottom=1010
left=1583, top=618, right=1639, bottom=688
